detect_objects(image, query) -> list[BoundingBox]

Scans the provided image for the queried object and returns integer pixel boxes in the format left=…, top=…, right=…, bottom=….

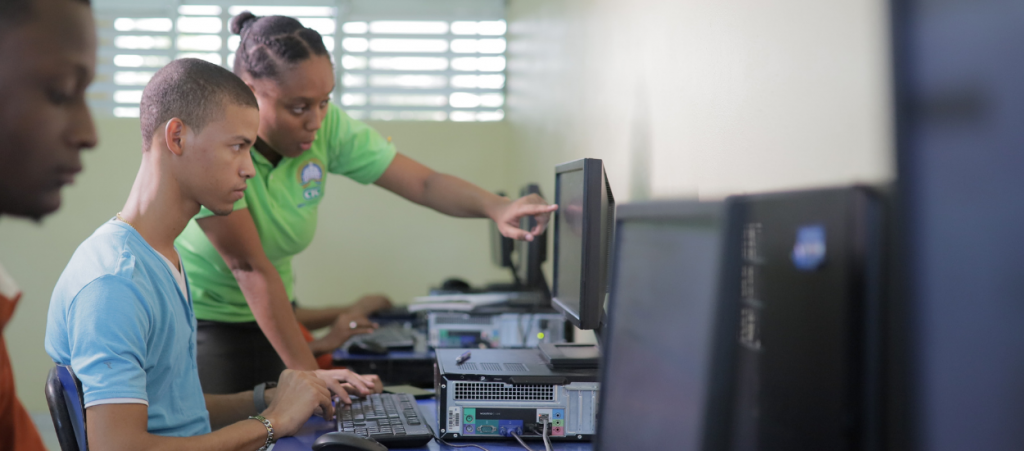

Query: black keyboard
left=336, top=393, right=433, bottom=447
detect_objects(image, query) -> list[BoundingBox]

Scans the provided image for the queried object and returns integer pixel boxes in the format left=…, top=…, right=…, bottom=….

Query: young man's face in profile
left=178, top=103, right=259, bottom=216
left=0, top=0, right=97, bottom=220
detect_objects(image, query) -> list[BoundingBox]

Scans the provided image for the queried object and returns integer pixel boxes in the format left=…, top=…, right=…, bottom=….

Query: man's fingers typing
left=326, top=377, right=351, bottom=402
left=317, top=391, right=335, bottom=422
left=345, top=373, right=372, bottom=395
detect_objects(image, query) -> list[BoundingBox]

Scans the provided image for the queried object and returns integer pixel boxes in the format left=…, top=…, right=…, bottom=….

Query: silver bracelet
left=249, top=414, right=276, bottom=451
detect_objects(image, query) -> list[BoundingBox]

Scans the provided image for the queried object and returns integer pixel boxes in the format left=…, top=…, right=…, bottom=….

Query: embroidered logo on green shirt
left=298, top=159, right=324, bottom=204
left=299, top=159, right=324, bottom=187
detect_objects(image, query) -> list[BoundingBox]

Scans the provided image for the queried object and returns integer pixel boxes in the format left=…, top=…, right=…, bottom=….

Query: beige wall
left=503, top=0, right=894, bottom=346
left=504, top=0, right=894, bottom=203
left=1, top=118, right=516, bottom=413
left=291, top=120, right=517, bottom=308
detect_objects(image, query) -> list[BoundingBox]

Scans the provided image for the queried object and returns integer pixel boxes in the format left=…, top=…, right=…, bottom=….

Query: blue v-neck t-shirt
left=45, top=220, right=210, bottom=437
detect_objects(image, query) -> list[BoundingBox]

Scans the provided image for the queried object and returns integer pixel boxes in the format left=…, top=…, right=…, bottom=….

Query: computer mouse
left=440, top=277, right=471, bottom=292
left=312, top=432, right=388, bottom=451
left=348, top=339, right=389, bottom=355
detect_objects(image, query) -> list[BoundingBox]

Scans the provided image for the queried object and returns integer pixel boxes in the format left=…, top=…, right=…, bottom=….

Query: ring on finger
left=349, top=321, right=358, bottom=329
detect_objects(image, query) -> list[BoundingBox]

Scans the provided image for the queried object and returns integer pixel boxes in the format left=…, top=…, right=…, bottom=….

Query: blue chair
left=44, top=364, right=88, bottom=451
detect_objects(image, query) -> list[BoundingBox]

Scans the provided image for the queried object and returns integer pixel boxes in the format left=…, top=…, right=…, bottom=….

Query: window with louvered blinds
left=89, top=0, right=505, bottom=122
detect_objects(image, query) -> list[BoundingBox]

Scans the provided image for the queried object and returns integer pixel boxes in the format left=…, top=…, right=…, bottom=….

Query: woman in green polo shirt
left=175, top=12, right=556, bottom=393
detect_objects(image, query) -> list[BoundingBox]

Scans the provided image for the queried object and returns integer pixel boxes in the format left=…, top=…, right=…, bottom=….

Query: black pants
left=196, top=320, right=287, bottom=394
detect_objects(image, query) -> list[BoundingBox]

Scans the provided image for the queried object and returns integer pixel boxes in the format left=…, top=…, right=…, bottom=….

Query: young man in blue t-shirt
left=45, top=58, right=380, bottom=451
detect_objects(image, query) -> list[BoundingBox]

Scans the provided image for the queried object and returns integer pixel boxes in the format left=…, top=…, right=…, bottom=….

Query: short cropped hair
left=0, top=0, right=91, bottom=34
left=139, top=58, right=258, bottom=150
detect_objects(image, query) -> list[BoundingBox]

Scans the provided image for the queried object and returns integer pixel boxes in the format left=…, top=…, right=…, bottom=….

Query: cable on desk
left=435, top=436, right=493, bottom=451
left=510, top=431, right=540, bottom=451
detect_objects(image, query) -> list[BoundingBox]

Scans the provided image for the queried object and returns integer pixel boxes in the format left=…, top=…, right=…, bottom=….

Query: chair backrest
left=45, top=365, right=88, bottom=451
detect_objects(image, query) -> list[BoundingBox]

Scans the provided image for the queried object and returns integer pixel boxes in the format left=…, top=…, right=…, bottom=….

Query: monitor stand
left=540, top=323, right=603, bottom=369
left=539, top=343, right=600, bottom=369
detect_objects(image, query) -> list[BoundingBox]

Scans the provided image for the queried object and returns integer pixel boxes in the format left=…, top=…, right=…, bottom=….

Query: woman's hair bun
left=229, top=11, right=258, bottom=35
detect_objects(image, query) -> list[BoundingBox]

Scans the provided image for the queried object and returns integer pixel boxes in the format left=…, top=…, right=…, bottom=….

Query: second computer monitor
left=594, top=201, right=738, bottom=451
left=552, top=158, right=615, bottom=330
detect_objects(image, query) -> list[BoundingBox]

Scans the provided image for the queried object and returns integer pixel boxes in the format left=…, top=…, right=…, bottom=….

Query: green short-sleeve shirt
left=175, top=104, right=397, bottom=322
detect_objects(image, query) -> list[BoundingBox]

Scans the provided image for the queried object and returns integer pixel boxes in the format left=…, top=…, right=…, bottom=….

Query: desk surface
left=273, top=399, right=594, bottom=451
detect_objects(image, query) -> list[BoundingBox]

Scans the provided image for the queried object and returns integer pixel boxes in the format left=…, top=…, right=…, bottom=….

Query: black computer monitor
left=515, top=183, right=549, bottom=291
left=551, top=158, right=615, bottom=330
left=595, top=200, right=739, bottom=451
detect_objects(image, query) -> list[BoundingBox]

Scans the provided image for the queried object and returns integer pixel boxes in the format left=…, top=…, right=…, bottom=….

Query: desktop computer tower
left=434, top=349, right=599, bottom=442
left=725, top=186, right=885, bottom=451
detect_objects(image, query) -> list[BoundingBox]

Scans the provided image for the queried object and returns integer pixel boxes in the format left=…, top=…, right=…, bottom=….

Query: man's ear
left=164, top=118, right=185, bottom=156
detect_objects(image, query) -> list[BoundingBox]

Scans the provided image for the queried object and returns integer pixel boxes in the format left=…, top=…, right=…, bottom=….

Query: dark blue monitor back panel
left=892, top=1, right=1024, bottom=450
left=725, top=187, right=885, bottom=451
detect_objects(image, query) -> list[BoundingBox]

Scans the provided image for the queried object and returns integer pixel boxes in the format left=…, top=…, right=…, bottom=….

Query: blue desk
left=273, top=399, right=594, bottom=451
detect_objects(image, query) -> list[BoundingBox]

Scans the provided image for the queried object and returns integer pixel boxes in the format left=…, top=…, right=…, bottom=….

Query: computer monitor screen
left=554, top=168, right=583, bottom=312
left=595, top=201, right=727, bottom=451
left=552, top=158, right=614, bottom=330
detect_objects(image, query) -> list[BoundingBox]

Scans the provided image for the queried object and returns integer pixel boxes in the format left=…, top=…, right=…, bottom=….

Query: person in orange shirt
left=0, top=0, right=99, bottom=448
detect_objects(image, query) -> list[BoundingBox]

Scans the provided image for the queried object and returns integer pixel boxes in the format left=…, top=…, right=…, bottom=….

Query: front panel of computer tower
left=726, top=186, right=884, bottom=451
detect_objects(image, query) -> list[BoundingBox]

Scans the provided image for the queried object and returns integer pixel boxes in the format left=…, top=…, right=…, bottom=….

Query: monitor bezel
left=552, top=158, right=612, bottom=330
left=593, top=199, right=742, bottom=451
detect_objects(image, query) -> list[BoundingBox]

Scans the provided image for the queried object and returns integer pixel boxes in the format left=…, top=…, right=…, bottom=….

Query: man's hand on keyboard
left=341, top=374, right=383, bottom=397
left=314, top=368, right=384, bottom=402
left=264, top=369, right=335, bottom=434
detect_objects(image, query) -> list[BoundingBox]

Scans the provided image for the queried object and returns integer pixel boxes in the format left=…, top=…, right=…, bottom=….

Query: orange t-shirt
left=298, top=322, right=337, bottom=370
left=0, top=263, right=47, bottom=451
